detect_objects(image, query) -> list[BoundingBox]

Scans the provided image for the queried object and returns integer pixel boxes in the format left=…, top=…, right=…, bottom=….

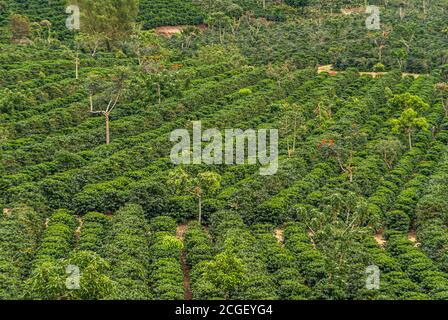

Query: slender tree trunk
left=292, top=117, right=297, bottom=155
left=198, top=196, right=202, bottom=224
left=75, top=54, right=79, bottom=80
left=408, top=130, right=412, bottom=149
left=384, top=152, right=392, bottom=170
left=105, top=112, right=110, bottom=145
left=89, top=95, right=93, bottom=112
left=349, top=151, right=354, bottom=182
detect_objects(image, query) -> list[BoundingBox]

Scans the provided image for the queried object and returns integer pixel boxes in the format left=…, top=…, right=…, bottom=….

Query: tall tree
left=9, top=14, right=30, bottom=42
left=71, top=0, right=139, bottom=50
left=86, top=67, right=130, bottom=145
left=62, top=38, right=81, bottom=80
left=39, top=20, right=51, bottom=43
left=436, top=83, right=448, bottom=118
left=320, top=122, right=367, bottom=183
left=390, top=108, right=429, bottom=149
left=206, top=12, right=232, bottom=44
left=169, top=168, right=221, bottom=224
left=374, top=138, right=404, bottom=171
left=279, top=102, right=305, bottom=157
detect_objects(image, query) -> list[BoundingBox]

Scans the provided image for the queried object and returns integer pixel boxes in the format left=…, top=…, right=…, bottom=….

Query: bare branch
left=108, top=92, right=122, bottom=113
left=105, top=97, right=114, bottom=113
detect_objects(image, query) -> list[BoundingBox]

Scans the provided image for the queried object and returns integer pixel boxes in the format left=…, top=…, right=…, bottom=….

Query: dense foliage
left=0, top=0, right=448, bottom=300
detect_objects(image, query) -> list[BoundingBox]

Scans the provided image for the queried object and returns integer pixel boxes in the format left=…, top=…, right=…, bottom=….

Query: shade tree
left=168, top=168, right=221, bottom=224
left=71, top=0, right=139, bottom=50
left=86, top=66, right=131, bottom=145
left=390, top=108, right=429, bottom=149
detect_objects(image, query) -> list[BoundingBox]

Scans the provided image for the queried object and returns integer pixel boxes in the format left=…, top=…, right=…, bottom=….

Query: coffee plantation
left=0, top=0, right=448, bottom=301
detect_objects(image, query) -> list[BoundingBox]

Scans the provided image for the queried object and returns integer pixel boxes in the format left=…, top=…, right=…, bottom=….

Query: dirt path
left=176, top=224, right=187, bottom=241
left=176, top=224, right=192, bottom=300
left=273, top=227, right=284, bottom=246
left=317, top=65, right=337, bottom=75
left=3, top=208, right=11, bottom=217
left=318, top=64, right=424, bottom=78
left=340, top=7, right=364, bottom=15
left=155, top=26, right=183, bottom=37
left=75, top=216, right=83, bottom=244
left=374, top=228, right=386, bottom=248
left=155, top=24, right=207, bottom=38
left=407, top=229, right=419, bottom=246
left=307, top=230, right=317, bottom=249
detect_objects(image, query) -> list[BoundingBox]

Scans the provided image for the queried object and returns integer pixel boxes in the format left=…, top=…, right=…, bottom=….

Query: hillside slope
left=1, top=0, right=448, bottom=300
